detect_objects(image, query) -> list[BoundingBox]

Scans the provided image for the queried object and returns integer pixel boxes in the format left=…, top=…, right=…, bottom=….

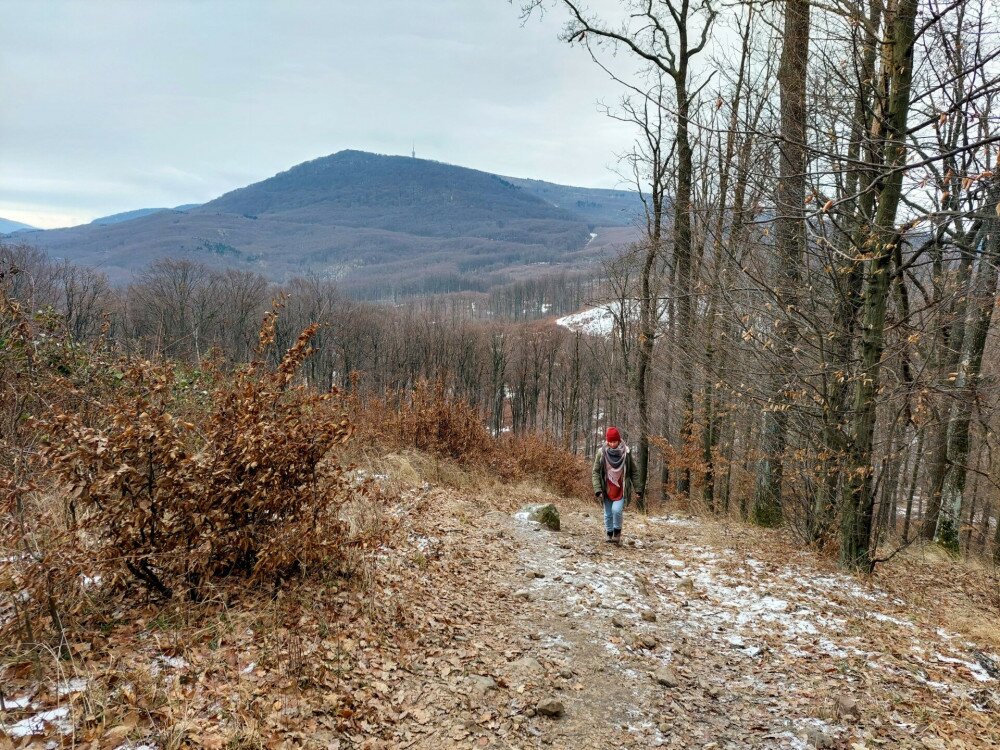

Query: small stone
left=611, top=615, right=625, bottom=628
left=653, top=668, right=679, bottom=688
left=559, top=668, right=573, bottom=679
left=510, top=656, right=543, bottom=673
left=525, top=707, right=537, bottom=718
left=802, top=727, right=835, bottom=749
left=641, top=611, right=657, bottom=622
left=467, top=675, right=497, bottom=697
left=638, top=634, right=658, bottom=649
left=519, top=503, right=561, bottom=531
left=658, top=721, right=671, bottom=733
left=834, top=694, right=860, bottom=720
left=513, top=589, right=534, bottom=601
left=536, top=698, right=565, bottom=718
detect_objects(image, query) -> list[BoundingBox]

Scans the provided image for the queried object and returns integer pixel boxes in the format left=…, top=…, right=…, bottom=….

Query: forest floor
left=2, top=455, right=1000, bottom=749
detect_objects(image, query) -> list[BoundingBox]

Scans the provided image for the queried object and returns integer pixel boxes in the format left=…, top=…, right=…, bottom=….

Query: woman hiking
left=592, top=426, right=643, bottom=544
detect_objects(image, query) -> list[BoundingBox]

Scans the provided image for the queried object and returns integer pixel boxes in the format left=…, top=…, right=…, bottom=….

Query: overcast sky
left=0, top=0, right=642, bottom=229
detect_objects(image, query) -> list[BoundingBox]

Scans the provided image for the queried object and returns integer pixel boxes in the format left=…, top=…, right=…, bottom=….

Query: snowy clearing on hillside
left=556, top=306, right=618, bottom=336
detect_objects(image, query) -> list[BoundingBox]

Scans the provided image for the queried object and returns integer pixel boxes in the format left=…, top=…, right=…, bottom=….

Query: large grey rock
left=517, top=503, right=561, bottom=531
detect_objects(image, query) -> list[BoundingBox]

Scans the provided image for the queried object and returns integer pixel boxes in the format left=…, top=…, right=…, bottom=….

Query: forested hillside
left=11, top=151, right=641, bottom=297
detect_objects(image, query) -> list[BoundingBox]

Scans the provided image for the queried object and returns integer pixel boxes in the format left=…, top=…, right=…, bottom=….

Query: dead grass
left=873, top=541, right=1000, bottom=651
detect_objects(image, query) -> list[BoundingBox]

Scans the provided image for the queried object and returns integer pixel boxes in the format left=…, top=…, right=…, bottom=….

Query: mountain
left=0, top=217, right=39, bottom=234
left=17, top=151, right=640, bottom=297
left=502, top=176, right=640, bottom=227
left=90, top=204, right=200, bottom=226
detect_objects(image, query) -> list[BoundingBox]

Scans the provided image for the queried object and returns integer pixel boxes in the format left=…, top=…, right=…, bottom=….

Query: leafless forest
left=5, top=0, right=1000, bottom=580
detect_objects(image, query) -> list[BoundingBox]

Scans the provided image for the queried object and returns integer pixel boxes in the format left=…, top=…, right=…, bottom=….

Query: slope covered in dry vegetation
left=2, top=268, right=999, bottom=749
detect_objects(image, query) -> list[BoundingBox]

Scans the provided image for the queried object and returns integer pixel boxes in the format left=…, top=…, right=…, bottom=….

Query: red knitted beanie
left=606, top=426, right=620, bottom=443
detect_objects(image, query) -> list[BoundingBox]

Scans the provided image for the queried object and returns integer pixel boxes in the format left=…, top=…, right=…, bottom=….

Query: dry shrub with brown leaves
left=0, top=264, right=122, bottom=655
left=39, top=324, right=355, bottom=602
left=351, top=379, right=589, bottom=498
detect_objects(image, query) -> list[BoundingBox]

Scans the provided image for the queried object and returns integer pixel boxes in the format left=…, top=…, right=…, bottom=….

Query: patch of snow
left=933, top=653, right=996, bottom=682
left=151, top=655, right=189, bottom=675
left=540, top=634, right=571, bottom=650
left=646, top=515, right=696, bottom=527
left=868, top=612, right=915, bottom=629
left=57, top=677, right=89, bottom=696
left=817, top=639, right=850, bottom=658
left=350, top=469, right=389, bottom=487
left=1, top=694, right=33, bottom=710
left=407, top=533, right=438, bottom=553
left=726, top=635, right=763, bottom=657
left=3, top=706, right=72, bottom=737
left=241, top=661, right=256, bottom=674
left=555, top=306, right=618, bottom=337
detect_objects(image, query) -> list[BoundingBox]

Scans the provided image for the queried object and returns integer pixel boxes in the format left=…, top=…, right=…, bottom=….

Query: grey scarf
left=604, top=442, right=628, bottom=490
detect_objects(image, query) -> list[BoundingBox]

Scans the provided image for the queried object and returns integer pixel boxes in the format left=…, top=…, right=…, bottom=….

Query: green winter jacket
left=592, top=446, right=643, bottom=504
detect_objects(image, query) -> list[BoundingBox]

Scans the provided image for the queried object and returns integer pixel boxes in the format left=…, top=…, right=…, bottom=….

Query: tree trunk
left=840, top=0, right=920, bottom=571
left=752, top=0, right=810, bottom=528
left=934, top=204, right=1000, bottom=552
left=902, top=427, right=924, bottom=542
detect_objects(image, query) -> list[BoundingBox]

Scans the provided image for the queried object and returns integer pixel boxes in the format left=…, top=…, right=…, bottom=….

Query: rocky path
left=3, top=486, right=998, bottom=749
left=388, top=491, right=1000, bottom=750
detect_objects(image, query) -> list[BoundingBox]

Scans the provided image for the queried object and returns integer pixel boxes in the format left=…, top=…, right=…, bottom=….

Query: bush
left=351, top=379, right=589, bottom=498
left=40, top=323, right=354, bottom=601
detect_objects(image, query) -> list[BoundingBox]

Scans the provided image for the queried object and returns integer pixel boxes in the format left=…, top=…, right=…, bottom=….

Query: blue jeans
left=603, top=498, right=624, bottom=534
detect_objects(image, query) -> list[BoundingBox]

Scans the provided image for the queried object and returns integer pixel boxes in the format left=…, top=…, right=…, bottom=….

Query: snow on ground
left=555, top=306, right=617, bottom=336
left=1, top=705, right=73, bottom=739
left=509, top=511, right=998, bottom=748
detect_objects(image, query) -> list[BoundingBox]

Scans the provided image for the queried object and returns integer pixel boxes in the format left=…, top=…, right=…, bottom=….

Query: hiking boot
left=605, top=532, right=614, bottom=543
left=612, top=530, right=622, bottom=546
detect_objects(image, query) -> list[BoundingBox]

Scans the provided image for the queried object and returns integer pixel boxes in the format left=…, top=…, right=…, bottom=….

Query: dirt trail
left=2, top=486, right=997, bottom=748
left=388, top=491, right=999, bottom=750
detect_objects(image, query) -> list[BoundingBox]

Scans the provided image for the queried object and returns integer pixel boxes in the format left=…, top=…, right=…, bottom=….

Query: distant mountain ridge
left=502, top=176, right=639, bottom=228
left=10, top=150, right=642, bottom=297
left=90, top=204, right=200, bottom=226
left=0, top=217, right=39, bottom=234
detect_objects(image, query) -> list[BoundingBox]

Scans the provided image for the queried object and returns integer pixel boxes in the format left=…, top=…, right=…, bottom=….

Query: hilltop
left=0, top=217, right=37, bottom=234
left=12, top=151, right=641, bottom=297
